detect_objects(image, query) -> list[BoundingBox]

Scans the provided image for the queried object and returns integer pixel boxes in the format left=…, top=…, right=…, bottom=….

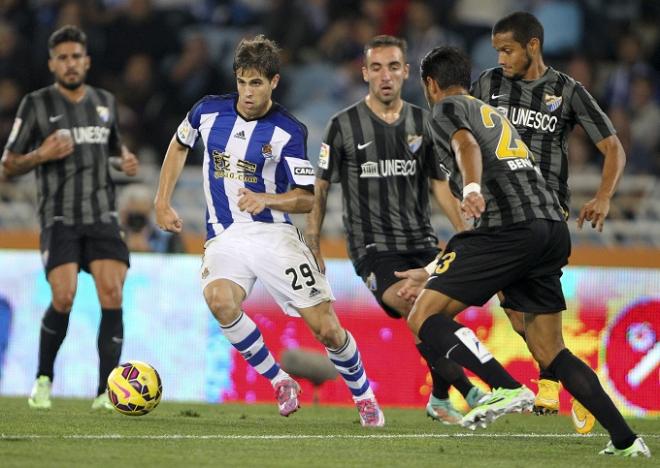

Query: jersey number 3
left=434, top=252, right=456, bottom=275
left=480, top=105, right=530, bottom=160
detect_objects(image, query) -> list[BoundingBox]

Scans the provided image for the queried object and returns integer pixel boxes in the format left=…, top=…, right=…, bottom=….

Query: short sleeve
left=315, top=118, right=343, bottom=183
left=570, top=83, right=616, bottom=144
left=422, top=120, right=447, bottom=181
left=281, top=121, right=315, bottom=188
left=175, top=97, right=207, bottom=149
left=5, top=95, right=38, bottom=154
left=432, top=99, right=473, bottom=140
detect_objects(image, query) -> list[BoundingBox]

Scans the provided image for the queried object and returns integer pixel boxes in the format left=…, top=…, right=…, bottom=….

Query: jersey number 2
left=480, top=105, right=530, bottom=160
left=285, top=263, right=316, bottom=290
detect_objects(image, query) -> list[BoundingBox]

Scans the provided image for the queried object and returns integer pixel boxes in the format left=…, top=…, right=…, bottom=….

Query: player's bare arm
left=577, top=134, right=626, bottom=232
left=451, top=128, right=485, bottom=219
left=431, top=179, right=467, bottom=232
left=1, top=130, right=74, bottom=177
left=154, top=136, right=188, bottom=233
left=304, top=178, right=331, bottom=273
left=237, top=187, right=313, bottom=215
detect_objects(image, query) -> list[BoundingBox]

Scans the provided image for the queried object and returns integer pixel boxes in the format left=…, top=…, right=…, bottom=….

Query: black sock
left=417, top=343, right=473, bottom=399
left=419, top=314, right=520, bottom=390
left=539, top=367, right=558, bottom=382
left=548, top=349, right=636, bottom=449
left=97, top=308, right=123, bottom=396
left=417, top=343, right=449, bottom=399
left=37, top=304, right=70, bottom=380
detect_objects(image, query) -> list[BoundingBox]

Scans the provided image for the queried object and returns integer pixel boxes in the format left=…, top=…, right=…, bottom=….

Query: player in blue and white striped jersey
left=155, top=35, right=384, bottom=426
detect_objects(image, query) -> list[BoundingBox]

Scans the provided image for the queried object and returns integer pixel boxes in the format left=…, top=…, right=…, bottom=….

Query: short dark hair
left=492, top=11, right=544, bottom=49
left=364, top=35, right=408, bottom=59
left=420, top=46, right=471, bottom=90
left=48, top=25, right=87, bottom=51
left=233, top=35, right=281, bottom=80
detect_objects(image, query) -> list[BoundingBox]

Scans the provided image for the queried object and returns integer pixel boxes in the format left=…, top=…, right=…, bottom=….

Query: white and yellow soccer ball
left=107, top=361, right=162, bottom=416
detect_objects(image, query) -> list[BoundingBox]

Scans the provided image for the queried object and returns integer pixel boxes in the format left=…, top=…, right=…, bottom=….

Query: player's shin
left=547, top=348, right=637, bottom=449
left=326, top=331, right=373, bottom=399
left=326, top=331, right=384, bottom=427
left=37, top=304, right=70, bottom=380
left=418, top=313, right=520, bottom=390
left=97, top=308, right=123, bottom=395
left=220, top=311, right=289, bottom=384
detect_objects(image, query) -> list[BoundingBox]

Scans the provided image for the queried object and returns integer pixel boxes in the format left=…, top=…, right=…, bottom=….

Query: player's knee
left=52, top=289, right=75, bottom=312
left=382, top=290, right=411, bottom=319
left=205, top=294, right=240, bottom=323
left=97, top=283, right=123, bottom=308
left=527, top=340, right=562, bottom=370
left=315, top=322, right=344, bottom=348
left=406, top=305, right=424, bottom=335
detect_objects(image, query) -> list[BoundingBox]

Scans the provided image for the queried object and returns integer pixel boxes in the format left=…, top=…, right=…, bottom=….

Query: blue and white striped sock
left=326, top=331, right=374, bottom=401
left=221, top=312, right=288, bottom=386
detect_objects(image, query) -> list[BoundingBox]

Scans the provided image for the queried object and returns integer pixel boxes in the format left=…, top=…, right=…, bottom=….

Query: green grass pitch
left=0, top=397, right=657, bottom=467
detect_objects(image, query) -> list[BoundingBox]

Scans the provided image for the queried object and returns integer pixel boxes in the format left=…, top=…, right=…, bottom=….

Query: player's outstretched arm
left=1, top=130, right=73, bottom=177
left=304, top=178, right=331, bottom=273
left=431, top=179, right=468, bottom=232
left=237, top=187, right=313, bottom=216
left=452, top=128, right=485, bottom=220
left=154, top=135, right=188, bottom=233
left=577, top=135, right=626, bottom=232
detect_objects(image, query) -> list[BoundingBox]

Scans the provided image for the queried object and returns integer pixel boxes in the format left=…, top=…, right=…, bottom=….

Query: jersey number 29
left=285, top=263, right=316, bottom=290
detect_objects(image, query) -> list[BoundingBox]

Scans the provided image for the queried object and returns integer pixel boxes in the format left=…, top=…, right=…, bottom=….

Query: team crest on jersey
left=365, top=272, right=377, bottom=291
left=96, top=106, right=109, bottom=122
left=407, top=134, right=423, bottom=153
left=318, top=143, right=330, bottom=169
left=201, top=267, right=209, bottom=279
left=261, top=143, right=274, bottom=159
left=544, top=94, right=563, bottom=112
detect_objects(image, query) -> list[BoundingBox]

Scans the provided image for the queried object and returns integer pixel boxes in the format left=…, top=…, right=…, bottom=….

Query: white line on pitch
left=1, top=433, right=658, bottom=440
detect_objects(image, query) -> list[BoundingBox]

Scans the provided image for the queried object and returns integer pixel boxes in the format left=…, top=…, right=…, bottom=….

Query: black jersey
left=427, top=94, right=564, bottom=229
left=471, top=67, right=616, bottom=209
left=5, top=85, right=123, bottom=228
left=316, top=100, right=443, bottom=263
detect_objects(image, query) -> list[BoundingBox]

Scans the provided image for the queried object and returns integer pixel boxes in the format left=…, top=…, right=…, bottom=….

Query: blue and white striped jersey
left=176, top=94, right=315, bottom=241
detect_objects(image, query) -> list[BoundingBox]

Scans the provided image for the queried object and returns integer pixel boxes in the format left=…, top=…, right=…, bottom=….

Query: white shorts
left=200, top=222, right=335, bottom=317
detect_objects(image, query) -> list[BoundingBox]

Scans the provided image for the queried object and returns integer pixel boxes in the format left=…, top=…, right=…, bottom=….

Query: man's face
left=362, top=46, right=409, bottom=104
left=492, top=32, right=533, bottom=79
left=48, top=42, right=90, bottom=90
left=235, top=68, right=278, bottom=119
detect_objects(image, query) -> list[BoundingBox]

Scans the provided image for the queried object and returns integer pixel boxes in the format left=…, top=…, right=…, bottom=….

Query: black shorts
left=425, top=219, right=570, bottom=314
left=40, top=220, right=130, bottom=275
left=355, top=248, right=439, bottom=319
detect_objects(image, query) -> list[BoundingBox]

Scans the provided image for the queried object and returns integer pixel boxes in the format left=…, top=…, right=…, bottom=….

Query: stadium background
left=0, top=0, right=658, bottom=417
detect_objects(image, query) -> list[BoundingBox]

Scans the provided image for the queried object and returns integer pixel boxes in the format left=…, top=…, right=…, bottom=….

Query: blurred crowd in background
left=0, top=0, right=659, bottom=247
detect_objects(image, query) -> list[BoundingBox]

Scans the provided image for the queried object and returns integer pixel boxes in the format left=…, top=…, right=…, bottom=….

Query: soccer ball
left=107, top=361, right=162, bottom=416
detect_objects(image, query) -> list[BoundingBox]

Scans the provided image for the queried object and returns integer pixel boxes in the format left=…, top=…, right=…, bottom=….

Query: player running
left=408, top=45, right=649, bottom=458
left=471, top=11, right=626, bottom=431
left=154, top=35, right=384, bottom=427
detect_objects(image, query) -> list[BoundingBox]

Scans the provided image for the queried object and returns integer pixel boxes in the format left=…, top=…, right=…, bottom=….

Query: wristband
left=424, top=257, right=439, bottom=275
left=463, top=182, right=481, bottom=198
